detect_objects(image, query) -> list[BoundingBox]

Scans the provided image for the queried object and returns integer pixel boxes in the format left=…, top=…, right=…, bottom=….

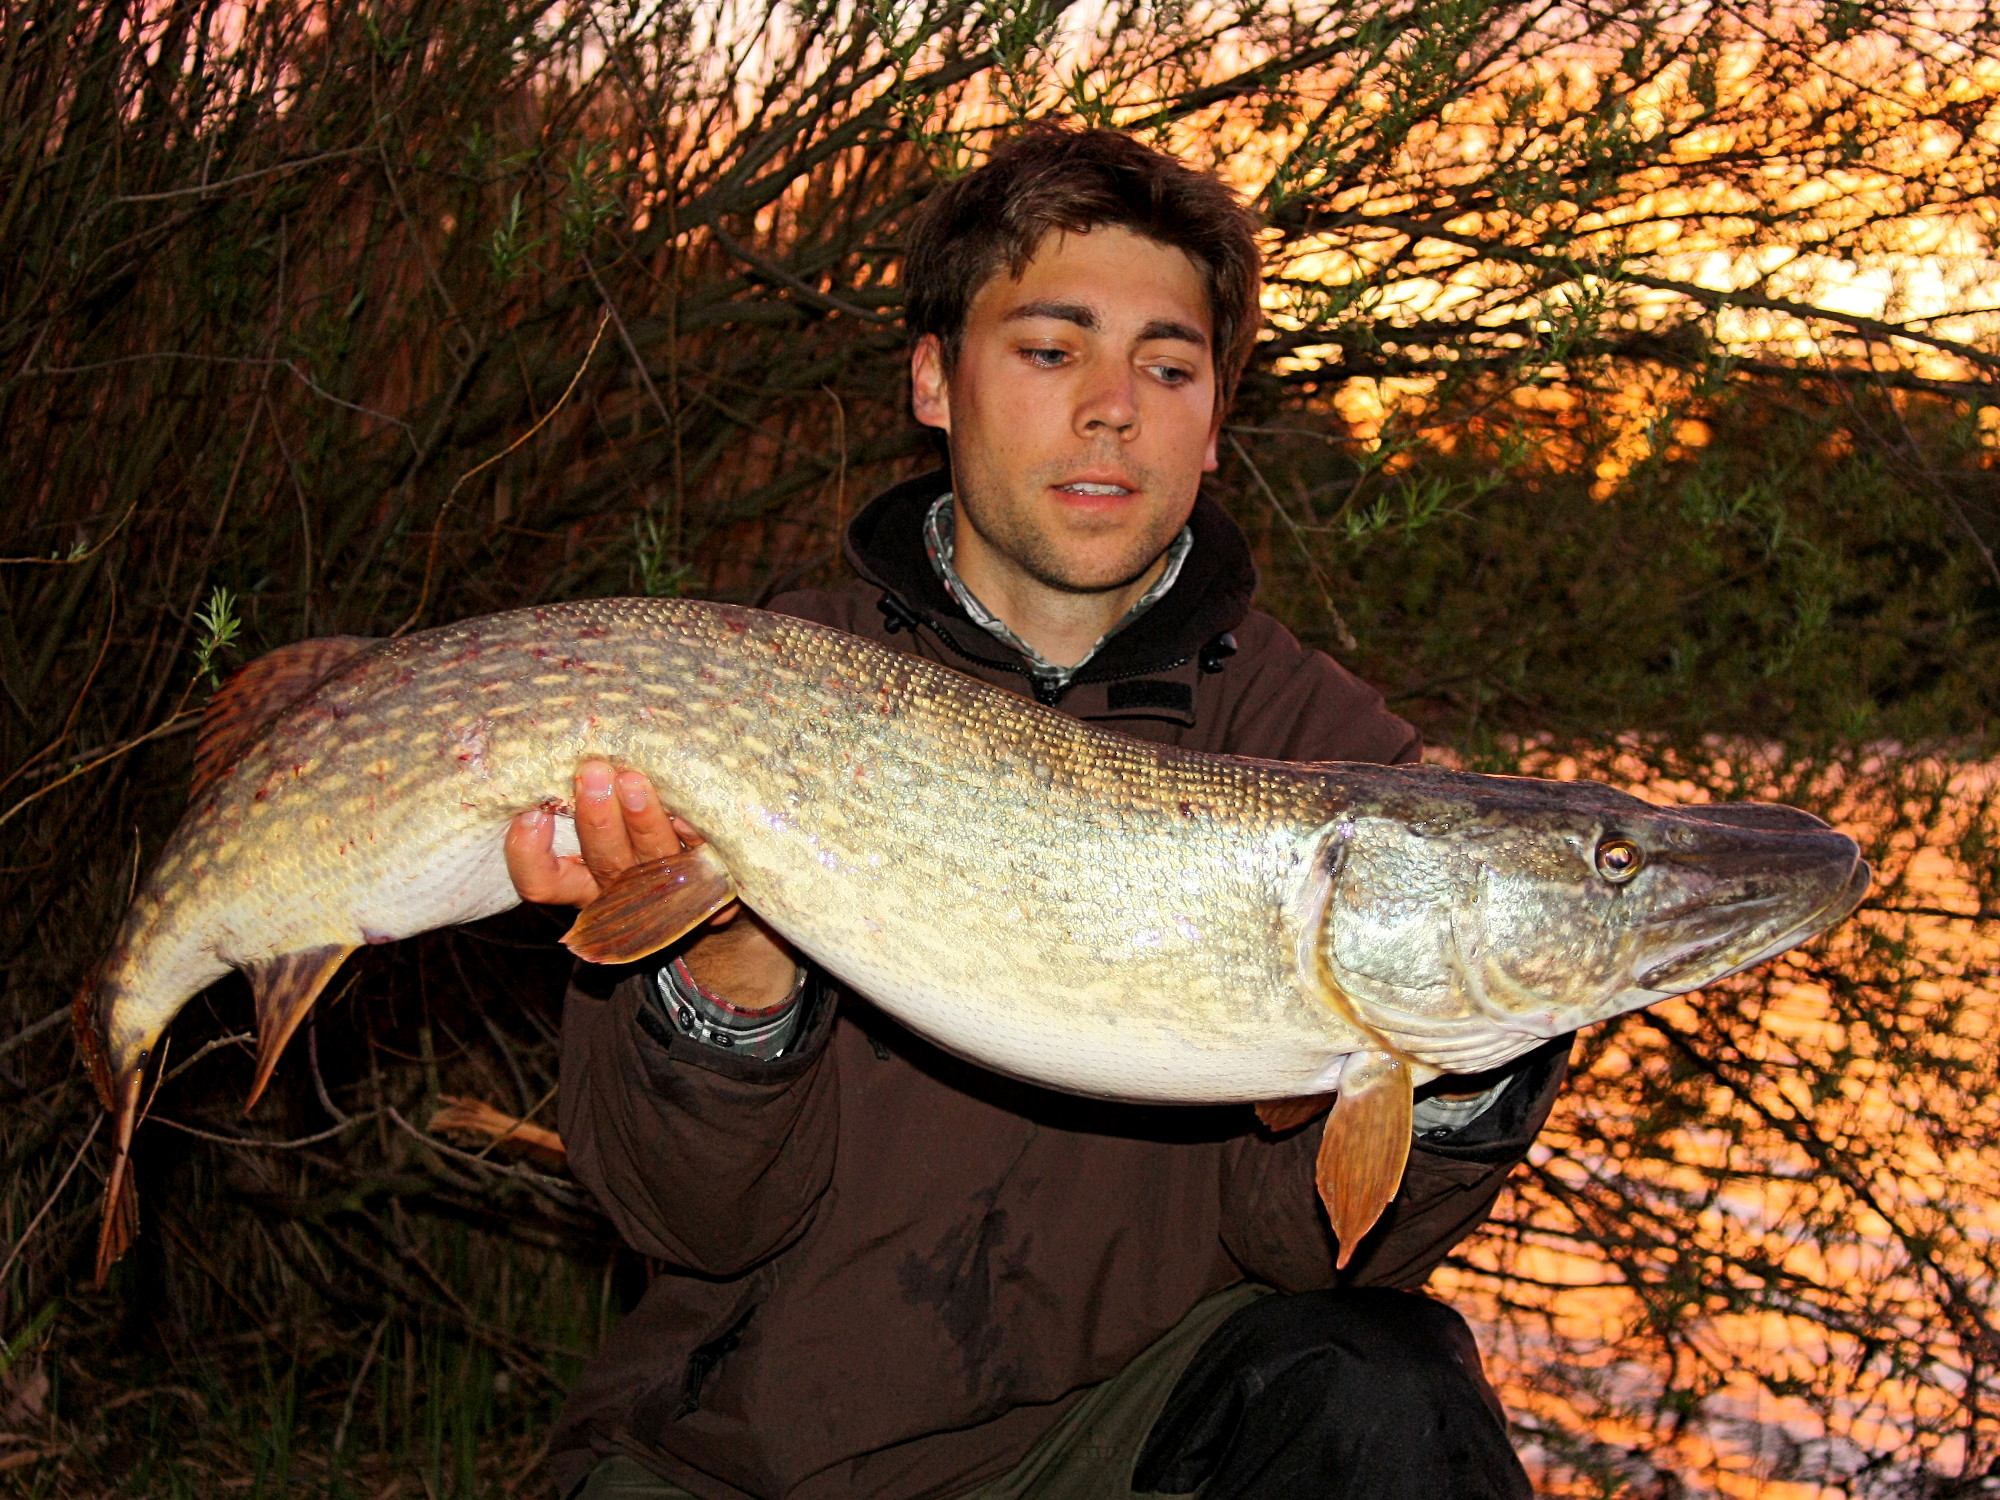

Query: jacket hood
left=841, top=469, right=1259, bottom=690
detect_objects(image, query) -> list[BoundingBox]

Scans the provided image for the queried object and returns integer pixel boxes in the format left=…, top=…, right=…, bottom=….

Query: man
left=510, top=125, right=1569, bottom=1500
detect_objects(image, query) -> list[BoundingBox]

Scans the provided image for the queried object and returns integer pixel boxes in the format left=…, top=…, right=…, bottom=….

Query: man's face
left=911, top=226, right=1220, bottom=594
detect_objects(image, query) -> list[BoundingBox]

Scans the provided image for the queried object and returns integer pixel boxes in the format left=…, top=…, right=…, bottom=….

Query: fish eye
left=1595, top=836, right=1643, bottom=883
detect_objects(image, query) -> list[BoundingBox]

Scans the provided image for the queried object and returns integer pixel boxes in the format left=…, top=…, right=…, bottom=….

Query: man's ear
left=1203, top=413, right=1222, bottom=473
left=910, top=334, right=952, bottom=433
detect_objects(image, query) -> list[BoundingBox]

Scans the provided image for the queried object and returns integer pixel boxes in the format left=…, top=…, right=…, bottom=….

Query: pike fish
left=77, top=598, right=1870, bottom=1280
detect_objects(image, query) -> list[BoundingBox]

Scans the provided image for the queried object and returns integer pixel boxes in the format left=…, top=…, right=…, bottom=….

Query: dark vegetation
left=2, top=0, right=1998, bottom=1491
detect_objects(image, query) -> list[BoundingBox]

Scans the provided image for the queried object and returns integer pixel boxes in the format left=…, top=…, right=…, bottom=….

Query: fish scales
left=82, top=596, right=1871, bottom=1282
left=100, top=599, right=1372, bottom=1105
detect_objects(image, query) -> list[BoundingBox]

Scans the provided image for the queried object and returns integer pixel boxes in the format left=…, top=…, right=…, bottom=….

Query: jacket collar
left=841, top=469, right=1258, bottom=700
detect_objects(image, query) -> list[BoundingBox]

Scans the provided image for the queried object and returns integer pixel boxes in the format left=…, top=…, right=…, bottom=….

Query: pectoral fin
left=1316, top=1051, right=1414, bottom=1270
left=562, top=844, right=736, bottom=965
left=245, top=944, right=357, bottom=1111
left=1256, top=1095, right=1335, bottom=1133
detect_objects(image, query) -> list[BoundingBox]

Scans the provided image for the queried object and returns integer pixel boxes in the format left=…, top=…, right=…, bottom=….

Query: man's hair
left=903, top=124, right=1264, bottom=409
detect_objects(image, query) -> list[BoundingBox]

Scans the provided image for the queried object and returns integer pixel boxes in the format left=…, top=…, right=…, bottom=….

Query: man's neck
left=948, top=509, right=1170, bottom=670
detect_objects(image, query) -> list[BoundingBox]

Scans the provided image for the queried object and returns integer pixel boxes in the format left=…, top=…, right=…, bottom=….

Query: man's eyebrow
left=1138, top=318, right=1208, bottom=348
left=1002, top=302, right=1209, bottom=349
left=1004, top=299, right=1098, bottom=331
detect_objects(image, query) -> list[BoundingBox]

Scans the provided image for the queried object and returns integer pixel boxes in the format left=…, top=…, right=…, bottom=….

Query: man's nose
left=1074, top=363, right=1140, bottom=438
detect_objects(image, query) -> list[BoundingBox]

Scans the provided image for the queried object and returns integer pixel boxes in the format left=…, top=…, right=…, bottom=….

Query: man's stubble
left=951, top=453, right=1195, bottom=598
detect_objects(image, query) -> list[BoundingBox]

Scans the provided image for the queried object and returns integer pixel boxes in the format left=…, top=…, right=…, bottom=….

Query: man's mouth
left=1057, top=481, right=1133, bottom=497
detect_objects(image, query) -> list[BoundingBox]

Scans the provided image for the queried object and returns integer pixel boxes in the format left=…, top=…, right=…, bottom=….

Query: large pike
left=78, top=598, right=1869, bottom=1279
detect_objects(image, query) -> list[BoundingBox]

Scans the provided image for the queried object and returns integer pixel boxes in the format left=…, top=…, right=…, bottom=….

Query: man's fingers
left=574, top=761, right=636, bottom=885
left=615, top=771, right=685, bottom=862
left=505, top=809, right=602, bottom=908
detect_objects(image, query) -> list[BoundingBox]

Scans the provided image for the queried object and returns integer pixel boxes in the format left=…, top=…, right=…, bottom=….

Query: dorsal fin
left=192, top=636, right=380, bottom=801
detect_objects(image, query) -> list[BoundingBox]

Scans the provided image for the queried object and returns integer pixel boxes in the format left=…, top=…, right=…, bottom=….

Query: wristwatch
left=649, top=954, right=810, bottom=1063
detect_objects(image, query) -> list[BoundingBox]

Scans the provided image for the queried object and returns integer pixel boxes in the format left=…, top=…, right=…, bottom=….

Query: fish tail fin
left=92, top=1068, right=145, bottom=1289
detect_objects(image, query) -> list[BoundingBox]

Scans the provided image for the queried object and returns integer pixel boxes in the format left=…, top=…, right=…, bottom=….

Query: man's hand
left=506, top=762, right=800, bottom=1008
left=506, top=760, right=692, bottom=909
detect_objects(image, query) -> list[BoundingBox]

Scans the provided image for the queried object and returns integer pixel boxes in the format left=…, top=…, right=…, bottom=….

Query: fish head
left=1310, top=767, right=1870, bottom=1076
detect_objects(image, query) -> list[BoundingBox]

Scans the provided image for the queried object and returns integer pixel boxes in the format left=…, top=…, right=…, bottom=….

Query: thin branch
left=1227, top=431, right=1358, bottom=652
left=708, top=223, right=894, bottom=324
left=0, top=498, right=138, bottom=568
left=107, top=146, right=372, bottom=204
left=0, top=1007, right=71, bottom=1064
left=0, top=710, right=202, bottom=832
left=13, top=354, right=418, bottom=446
left=1348, top=212, right=2000, bottom=376
left=0, top=1115, right=102, bottom=1288
left=152, top=1112, right=376, bottom=1150
left=394, top=311, right=612, bottom=636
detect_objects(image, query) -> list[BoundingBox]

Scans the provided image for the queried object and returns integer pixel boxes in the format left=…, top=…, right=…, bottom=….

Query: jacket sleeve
left=559, top=588, right=869, bottom=1275
left=1218, top=1038, right=1572, bottom=1290
left=557, top=961, right=842, bottom=1277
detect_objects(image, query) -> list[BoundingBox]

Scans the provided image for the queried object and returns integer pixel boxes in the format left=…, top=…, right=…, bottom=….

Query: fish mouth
left=1636, top=852, right=1871, bottom=992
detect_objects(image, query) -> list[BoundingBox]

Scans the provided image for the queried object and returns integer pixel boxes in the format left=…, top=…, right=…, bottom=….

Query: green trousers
left=575, top=1283, right=1268, bottom=1500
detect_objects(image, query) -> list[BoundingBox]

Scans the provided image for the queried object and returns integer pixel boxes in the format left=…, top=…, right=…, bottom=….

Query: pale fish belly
left=695, top=779, right=1367, bottom=1104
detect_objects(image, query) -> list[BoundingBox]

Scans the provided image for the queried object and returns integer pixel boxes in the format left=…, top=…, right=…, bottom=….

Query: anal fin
left=1317, top=1050, right=1414, bottom=1270
left=246, top=944, right=356, bottom=1111
left=562, top=844, right=736, bottom=965
left=1257, top=1095, right=1335, bottom=1133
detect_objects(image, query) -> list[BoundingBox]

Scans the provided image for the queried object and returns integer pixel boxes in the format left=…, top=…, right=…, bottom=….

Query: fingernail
left=616, top=773, right=649, bottom=812
left=578, top=763, right=612, bottom=799
left=521, top=808, right=547, bottom=830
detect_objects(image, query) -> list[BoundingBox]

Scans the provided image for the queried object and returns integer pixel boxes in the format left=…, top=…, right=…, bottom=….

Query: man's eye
left=1021, top=347, right=1068, bottom=368
left=1146, top=363, right=1192, bottom=385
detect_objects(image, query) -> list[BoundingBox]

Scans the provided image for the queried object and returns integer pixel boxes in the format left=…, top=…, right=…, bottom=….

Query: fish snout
left=1634, top=823, right=1868, bottom=992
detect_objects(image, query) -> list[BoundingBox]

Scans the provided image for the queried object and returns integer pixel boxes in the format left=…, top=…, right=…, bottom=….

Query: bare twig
left=14, top=354, right=417, bottom=445
left=0, top=710, right=202, bottom=832
left=708, top=223, right=895, bottom=325
left=394, top=311, right=613, bottom=637
left=0, top=1115, right=102, bottom=1288
left=332, top=1317, right=389, bottom=1457
left=162, top=1031, right=255, bottom=1084
left=0, top=499, right=137, bottom=567
left=151, top=1113, right=376, bottom=1150
left=1227, top=431, right=1358, bottom=653
left=108, top=146, right=372, bottom=204
left=0, top=1007, right=70, bottom=1064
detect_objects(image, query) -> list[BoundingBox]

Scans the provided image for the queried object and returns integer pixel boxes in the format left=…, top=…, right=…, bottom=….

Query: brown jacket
left=550, top=474, right=1569, bottom=1500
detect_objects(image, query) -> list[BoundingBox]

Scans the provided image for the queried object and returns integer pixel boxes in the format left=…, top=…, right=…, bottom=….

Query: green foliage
left=1242, top=387, right=2000, bottom=754
left=192, top=587, right=245, bottom=689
